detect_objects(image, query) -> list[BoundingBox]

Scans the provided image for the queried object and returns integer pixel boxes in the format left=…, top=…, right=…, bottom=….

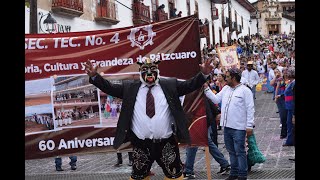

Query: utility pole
left=228, top=0, right=232, bottom=45
left=29, top=0, right=38, bottom=34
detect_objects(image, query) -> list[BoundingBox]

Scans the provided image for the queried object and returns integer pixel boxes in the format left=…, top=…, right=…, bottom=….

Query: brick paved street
left=25, top=91, right=295, bottom=179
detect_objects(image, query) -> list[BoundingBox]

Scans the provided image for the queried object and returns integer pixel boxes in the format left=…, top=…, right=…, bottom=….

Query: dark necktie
left=146, top=86, right=155, bottom=118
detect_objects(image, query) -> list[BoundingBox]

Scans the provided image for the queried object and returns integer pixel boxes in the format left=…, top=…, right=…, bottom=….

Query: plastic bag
left=256, top=83, right=262, bottom=92
left=247, top=133, right=266, bottom=164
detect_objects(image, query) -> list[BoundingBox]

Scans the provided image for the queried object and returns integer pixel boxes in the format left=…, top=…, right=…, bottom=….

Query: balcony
left=236, top=25, right=242, bottom=35
left=51, top=0, right=83, bottom=17
left=199, top=24, right=209, bottom=38
left=132, top=2, right=151, bottom=26
left=222, top=17, right=229, bottom=28
left=265, top=17, right=282, bottom=21
left=154, top=10, right=168, bottom=22
left=212, top=7, right=219, bottom=20
left=95, top=0, right=119, bottom=25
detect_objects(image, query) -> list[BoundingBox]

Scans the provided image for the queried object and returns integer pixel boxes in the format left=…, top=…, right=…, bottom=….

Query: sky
left=25, top=104, right=53, bottom=117
left=25, top=78, right=52, bottom=95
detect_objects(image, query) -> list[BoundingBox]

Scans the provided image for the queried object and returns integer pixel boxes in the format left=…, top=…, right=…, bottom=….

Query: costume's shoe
left=164, top=175, right=183, bottom=180
left=129, top=176, right=150, bottom=180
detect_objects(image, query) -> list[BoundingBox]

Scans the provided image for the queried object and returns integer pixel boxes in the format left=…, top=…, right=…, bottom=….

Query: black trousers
left=129, top=133, right=183, bottom=179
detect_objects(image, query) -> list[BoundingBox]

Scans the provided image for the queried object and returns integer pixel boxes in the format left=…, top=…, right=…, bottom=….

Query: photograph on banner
left=96, top=73, right=139, bottom=127
left=25, top=78, right=54, bottom=135
left=99, top=85, right=123, bottom=127
left=217, top=45, right=239, bottom=69
left=99, top=93, right=122, bottom=127
left=52, top=75, right=100, bottom=129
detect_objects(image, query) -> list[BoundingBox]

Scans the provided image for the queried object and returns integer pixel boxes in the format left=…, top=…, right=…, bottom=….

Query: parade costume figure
left=85, top=58, right=212, bottom=180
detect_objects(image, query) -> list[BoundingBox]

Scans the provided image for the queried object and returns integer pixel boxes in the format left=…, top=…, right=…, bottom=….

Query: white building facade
left=251, top=0, right=295, bottom=36
left=25, top=0, right=257, bottom=49
left=281, top=17, right=295, bottom=34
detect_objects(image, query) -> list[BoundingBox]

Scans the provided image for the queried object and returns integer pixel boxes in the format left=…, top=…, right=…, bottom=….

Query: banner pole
left=205, top=146, right=212, bottom=180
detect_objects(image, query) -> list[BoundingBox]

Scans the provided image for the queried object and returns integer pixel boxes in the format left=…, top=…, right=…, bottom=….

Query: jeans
left=224, top=127, right=247, bottom=177
left=285, top=109, right=294, bottom=145
left=184, top=127, right=230, bottom=174
left=251, top=85, right=256, bottom=99
left=266, top=78, right=274, bottom=93
left=184, top=146, right=198, bottom=174
left=69, top=156, right=77, bottom=166
left=55, top=156, right=77, bottom=167
left=276, top=97, right=287, bottom=137
left=207, top=127, right=229, bottom=168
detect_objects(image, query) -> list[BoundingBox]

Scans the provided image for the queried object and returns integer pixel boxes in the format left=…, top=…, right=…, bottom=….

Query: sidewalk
left=25, top=91, right=295, bottom=179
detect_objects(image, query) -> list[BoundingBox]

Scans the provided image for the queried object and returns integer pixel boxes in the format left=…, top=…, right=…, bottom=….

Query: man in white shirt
left=84, top=58, right=213, bottom=180
left=241, top=61, right=260, bottom=99
left=268, top=61, right=279, bottom=99
left=203, top=68, right=255, bottom=180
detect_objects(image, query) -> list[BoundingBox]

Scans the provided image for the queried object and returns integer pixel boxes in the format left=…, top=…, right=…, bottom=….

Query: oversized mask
left=137, top=58, right=160, bottom=86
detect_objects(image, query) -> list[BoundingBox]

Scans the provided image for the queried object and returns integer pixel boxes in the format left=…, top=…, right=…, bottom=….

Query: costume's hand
left=199, top=58, right=214, bottom=75
left=203, top=82, right=209, bottom=89
left=246, top=128, right=253, bottom=137
left=84, top=60, right=100, bottom=77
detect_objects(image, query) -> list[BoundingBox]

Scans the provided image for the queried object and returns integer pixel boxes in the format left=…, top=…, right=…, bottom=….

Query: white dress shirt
left=268, top=69, right=275, bottom=81
left=131, top=83, right=174, bottom=140
left=204, top=84, right=255, bottom=130
left=241, top=69, right=260, bottom=88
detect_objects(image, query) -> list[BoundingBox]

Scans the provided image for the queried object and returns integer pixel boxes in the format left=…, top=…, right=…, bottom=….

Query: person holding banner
left=84, top=57, right=213, bottom=180
left=203, top=68, right=255, bottom=180
left=183, top=92, right=230, bottom=179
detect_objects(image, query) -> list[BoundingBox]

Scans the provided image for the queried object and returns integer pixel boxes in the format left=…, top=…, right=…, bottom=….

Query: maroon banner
left=25, top=15, right=201, bottom=80
left=25, top=15, right=208, bottom=160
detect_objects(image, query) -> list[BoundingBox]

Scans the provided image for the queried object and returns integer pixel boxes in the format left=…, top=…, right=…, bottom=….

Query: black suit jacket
left=89, top=72, right=207, bottom=149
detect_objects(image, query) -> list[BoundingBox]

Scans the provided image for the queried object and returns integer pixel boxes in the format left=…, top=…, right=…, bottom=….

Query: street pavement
left=25, top=91, right=295, bottom=180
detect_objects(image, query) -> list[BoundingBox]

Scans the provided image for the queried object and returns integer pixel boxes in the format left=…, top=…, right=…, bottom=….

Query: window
left=96, top=0, right=117, bottom=20
left=186, top=0, right=190, bottom=16
left=241, top=16, right=243, bottom=27
left=221, top=5, right=225, bottom=27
